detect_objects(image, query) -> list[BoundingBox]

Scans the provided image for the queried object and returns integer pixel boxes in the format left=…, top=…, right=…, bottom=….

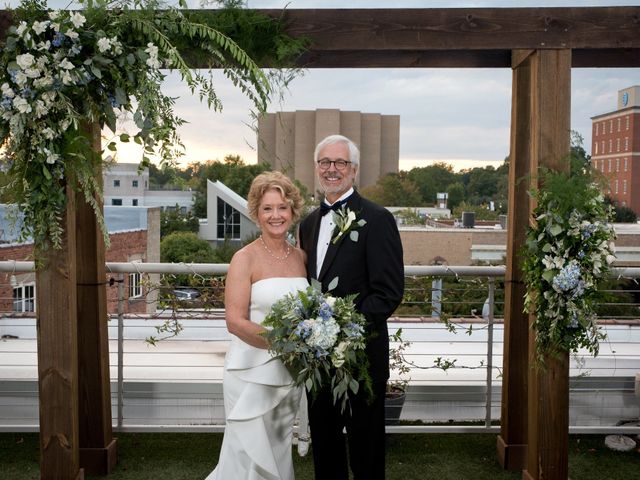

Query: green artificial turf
left=1, top=432, right=638, bottom=479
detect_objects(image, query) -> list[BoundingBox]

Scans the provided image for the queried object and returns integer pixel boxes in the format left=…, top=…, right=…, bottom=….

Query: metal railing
left=0, top=261, right=638, bottom=434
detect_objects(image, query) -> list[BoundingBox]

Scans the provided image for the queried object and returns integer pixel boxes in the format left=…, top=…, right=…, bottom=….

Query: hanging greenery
left=522, top=156, right=616, bottom=363
left=0, top=0, right=307, bottom=252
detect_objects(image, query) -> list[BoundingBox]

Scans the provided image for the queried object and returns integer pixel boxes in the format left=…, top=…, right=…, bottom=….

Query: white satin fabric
left=206, top=277, right=308, bottom=480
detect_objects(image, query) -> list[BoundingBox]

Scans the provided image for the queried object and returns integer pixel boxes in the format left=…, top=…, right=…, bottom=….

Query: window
left=608, top=139, right=612, bottom=153
left=608, top=158, right=612, bottom=172
left=180, top=206, right=187, bottom=214
left=594, top=142, right=598, bottom=155
left=111, top=199, right=122, bottom=206
left=617, top=117, right=621, bottom=132
left=614, top=180, right=618, bottom=194
left=132, top=180, right=139, bottom=188
left=625, top=137, right=629, bottom=151
left=623, top=180, right=627, bottom=194
left=609, top=120, right=613, bottom=133
left=616, top=138, right=620, bottom=152
left=217, top=198, right=241, bottom=240
left=601, top=141, right=605, bottom=154
left=624, top=158, right=628, bottom=172
left=595, top=123, right=599, bottom=136
left=113, top=179, right=120, bottom=187
left=616, top=158, right=619, bottom=172
left=132, top=199, right=138, bottom=206
left=626, top=116, right=630, bottom=130
left=13, top=283, right=35, bottom=312
left=601, top=160, right=604, bottom=173
left=129, top=273, right=142, bottom=299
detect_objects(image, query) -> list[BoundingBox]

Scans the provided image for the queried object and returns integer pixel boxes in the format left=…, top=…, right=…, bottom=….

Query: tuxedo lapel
left=318, top=192, right=363, bottom=282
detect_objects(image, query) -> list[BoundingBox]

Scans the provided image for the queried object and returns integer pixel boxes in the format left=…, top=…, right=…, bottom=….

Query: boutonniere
left=332, top=207, right=366, bottom=244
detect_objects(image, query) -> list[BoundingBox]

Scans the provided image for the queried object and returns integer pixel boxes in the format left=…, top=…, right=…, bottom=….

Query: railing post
left=117, top=273, right=125, bottom=429
left=431, top=277, right=442, bottom=317
left=485, top=278, right=495, bottom=428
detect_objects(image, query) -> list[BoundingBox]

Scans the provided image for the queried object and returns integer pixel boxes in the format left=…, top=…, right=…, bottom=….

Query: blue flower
left=52, top=32, right=66, bottom=47
left=580, top=223, right=597, bottom=239
left=21, top=88, right=34, bottom=98
left=0, top=97, right=12, bottom=109
left=108, top=95, right=119, bottom=107
left=552, top=262, right=581, bottom=293
left=318, top=301, right=333, bottom=321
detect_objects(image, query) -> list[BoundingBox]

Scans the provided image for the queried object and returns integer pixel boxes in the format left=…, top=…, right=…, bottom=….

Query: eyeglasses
left=316, top=159, right=351, bottom=170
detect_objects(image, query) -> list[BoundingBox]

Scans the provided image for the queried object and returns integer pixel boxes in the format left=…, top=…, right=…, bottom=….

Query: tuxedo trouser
left=308, top=380, right=387, bottom=480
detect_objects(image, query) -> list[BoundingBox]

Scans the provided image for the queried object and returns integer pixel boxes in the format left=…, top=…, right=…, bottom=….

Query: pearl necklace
left=259, top=235, right=292, bottom=261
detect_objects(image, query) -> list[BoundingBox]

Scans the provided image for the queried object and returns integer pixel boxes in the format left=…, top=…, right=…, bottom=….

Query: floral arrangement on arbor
left=262, top=279, right=371, bottom=412
left=522, top=158, right=616, bottom=362
left=0, top=0, right=275, bottom=251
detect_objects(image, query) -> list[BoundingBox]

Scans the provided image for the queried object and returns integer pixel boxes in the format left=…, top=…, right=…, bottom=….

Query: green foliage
left=192, top=155, right=271, bottom=217
left=360, top=172, right=422, bottom=206
left=406, top=163, right=456, bottom=205
left=161, top=231, right=216, bottom=263
left=0, top=0, right=301, bottom=257
left=604, top=196, right=638, bottom=223
left=160, top=207, right=199, bottom=237
left=522, top=156, right=616, bottom=361
left=446, top=182, right=465, bottom=211
left=394, top=208, right=424, bottom=226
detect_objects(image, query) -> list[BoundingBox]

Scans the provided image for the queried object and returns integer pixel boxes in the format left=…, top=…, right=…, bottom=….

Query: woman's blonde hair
left=247, top=171, right=304, bottom=223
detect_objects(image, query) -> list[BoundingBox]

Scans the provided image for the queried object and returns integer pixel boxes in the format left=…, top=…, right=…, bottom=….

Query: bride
left=206, top=171, right=307, bottom=480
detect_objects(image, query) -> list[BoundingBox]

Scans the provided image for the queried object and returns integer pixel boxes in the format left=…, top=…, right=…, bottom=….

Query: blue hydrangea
left=553, top=262, right=581, bottom=293
left=581, top=223, right=597, bottom=239
left=317, top=301, right=333, bottom=321
left=294, top=319, right=313, bottom=339
left=0, top=97, right=12, bottom=109
left=344, top=321, right=364, bottom=339
left=52, top=32, right=66, bottom=47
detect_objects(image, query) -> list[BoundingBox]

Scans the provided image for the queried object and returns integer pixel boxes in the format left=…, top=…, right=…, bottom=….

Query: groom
left=298, top=134, right=404, bottom=480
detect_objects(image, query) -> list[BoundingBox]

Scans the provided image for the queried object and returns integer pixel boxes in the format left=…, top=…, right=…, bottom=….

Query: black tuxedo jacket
left=299, top=190, right=404, bottom=383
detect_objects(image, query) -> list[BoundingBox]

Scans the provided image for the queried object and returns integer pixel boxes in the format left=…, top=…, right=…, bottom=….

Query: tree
left=604, top=196, right=638, bottom=223
left=406, top=163, right=456, bottom=205
left=161, top=232, right=217, bottom=264
left=359, top=172, right=422, bottom=206
left=453, top=201, right=500, bottom=221
left=192, top=155, right=271, bottom=217
left=160, top=207, right=200, bottom=238
left=446, top=182, right=465, bottom=211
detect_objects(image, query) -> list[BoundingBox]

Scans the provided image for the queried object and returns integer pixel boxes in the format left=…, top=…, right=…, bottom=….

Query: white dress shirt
left=316, top=188, right=354, bottom=276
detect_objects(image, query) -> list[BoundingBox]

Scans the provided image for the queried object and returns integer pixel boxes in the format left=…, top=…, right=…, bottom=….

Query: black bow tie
left=320, top=199, right=347, bottom=216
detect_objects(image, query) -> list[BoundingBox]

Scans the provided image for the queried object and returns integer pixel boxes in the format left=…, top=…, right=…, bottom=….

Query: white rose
left=37, top=40, right=51, bottom=51
left=34, top=100, right=48, bottom=117
left=59, top=58, right=74, bottom=70
left=42, top=127, right=56, bottom=140
left=16, top=53, right=35, bottom=70
left=325, top=296, right=336, bottom=308
left=1, top=83, right=15, bottom=98
left=24, top=68, right=41, bottom=79
left=48, top=11, right=60, bottom=20
left=65, top=29, right=79, bottom=40
left=43, top=148, right=59, bottom=164
left=12, top=96, right=32, bottom=114
left=14, top=72, right=28, bottom=87
left=97, top=37, right=112, bottom=53
left=32, top=20, right=50, bottom=35
left=16, top=21, right=28, bottom=37
left=69, top=12, right=86, bottom=29
left=61, top=70, right=74, bottom=85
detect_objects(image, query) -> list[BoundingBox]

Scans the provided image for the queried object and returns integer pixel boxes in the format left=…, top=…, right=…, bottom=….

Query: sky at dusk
left=8, top=0, right=640, bottom=171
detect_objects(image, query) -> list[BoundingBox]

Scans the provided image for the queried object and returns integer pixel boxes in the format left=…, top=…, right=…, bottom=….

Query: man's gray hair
left=314, top=135, right=360, bottom=167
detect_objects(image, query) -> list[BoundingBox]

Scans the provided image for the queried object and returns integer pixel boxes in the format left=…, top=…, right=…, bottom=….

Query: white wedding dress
left=206, top=277, right=308, bottom=480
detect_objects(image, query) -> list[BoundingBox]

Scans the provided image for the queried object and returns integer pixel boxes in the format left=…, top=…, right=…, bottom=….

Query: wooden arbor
left=1, top=6, right=639, bottom=480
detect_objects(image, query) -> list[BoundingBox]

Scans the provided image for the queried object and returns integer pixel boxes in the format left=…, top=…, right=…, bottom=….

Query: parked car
left=171, top=288, right=201, bottom=301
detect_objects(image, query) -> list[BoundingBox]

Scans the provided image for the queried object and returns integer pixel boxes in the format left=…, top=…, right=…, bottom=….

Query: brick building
left=0, top=206, right=160, bottom=315
left=591, top=85, right=640, bottom=214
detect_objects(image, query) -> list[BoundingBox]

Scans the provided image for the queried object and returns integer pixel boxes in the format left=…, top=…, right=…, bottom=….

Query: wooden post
left=497, top=48, right=535, bottom=471
left=76, top=123, right=118, bottom=475
left=522, top=48, right=572, bottom=480
left=36, top=187, right=84, bottom=480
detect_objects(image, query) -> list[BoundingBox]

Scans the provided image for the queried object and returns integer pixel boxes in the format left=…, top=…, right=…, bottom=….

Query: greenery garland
left=0, top=0, right=305, bottom=253
left=522, top=157, right=616, bottom=363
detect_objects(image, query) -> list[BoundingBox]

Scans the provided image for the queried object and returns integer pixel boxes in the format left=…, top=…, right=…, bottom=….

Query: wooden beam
left=36, top=188, right=84, bottom=480
left=522, top=48, right=572, bottom=480
left=76, top=124, right=117, bottom=476
left=496, top=49, right=534, bottom=472
left=1, top=8, right=639, bottom=68
left=272, top=8, right=640, bottom=51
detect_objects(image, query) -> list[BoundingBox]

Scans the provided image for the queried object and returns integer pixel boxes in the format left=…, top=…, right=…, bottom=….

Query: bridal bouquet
left=262, top=278, right=371, bottom=412
left=523, top=159, right=616, bottom=362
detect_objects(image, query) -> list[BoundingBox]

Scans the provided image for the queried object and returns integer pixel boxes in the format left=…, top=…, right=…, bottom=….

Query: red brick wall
left=0, top=230, right=149, bottom=315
